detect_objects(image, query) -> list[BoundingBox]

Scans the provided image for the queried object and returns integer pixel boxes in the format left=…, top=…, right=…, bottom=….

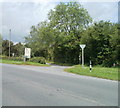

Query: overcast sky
left=1, top=0, right=119, bottom=43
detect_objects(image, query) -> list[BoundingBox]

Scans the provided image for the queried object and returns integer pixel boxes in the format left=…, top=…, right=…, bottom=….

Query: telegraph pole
left=9, top=29, right=11, bottom=58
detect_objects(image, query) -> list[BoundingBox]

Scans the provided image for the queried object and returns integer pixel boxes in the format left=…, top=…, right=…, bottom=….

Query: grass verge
left=47, top=61, right=74, bottom=66
left=1, top=59, right=50, bottom=66
left=65, top=65, right=119, bottom=81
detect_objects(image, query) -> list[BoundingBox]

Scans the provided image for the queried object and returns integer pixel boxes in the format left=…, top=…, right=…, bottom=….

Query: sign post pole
left=82, top=48, right=84, bottom=68
left=80, top=44, right=86, bottom=68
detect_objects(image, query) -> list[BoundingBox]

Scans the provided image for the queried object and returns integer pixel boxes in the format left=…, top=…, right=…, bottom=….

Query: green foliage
left=0, top=55, right=23, bottom=61
left=13, top=42, right=25, bottom=56
left=25, top=2, right=119, bottom=67
left=25, top=2, right=92, bottom=64
left=81, top=21, right=119, bottom=67
left=2, top=40, right=25, bottom=57
left=25, top=21, right=55, bottom=60
left=2, top=40, right=14, bottom=56
left=1, top=55, right=46, bottom=64
left=11, top=57, right=24, bottom=61
left=48, top=2, right=92, bottom=35
left=48, top=2, right=92, bottom=64
left=65, top=65, right=118, bottom=80
left=1, top=59, right=49, bottom=66
left=0, top=34, right=2, bottom=54
left=29, top=57, right=46, bottom=64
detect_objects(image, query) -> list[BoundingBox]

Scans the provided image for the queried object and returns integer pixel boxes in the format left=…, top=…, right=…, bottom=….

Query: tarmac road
left=2, top=63, right=118, bottom=106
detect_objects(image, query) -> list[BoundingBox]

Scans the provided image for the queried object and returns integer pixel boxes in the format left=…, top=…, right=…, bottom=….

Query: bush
left=11, top=57, right=23, bottom=61
left=1, top=55, right=46, bottom=64
left=102, top=58, right=116, bottom=67
left=30, top=57, right=46, bottom=64
left=0, top=55, right=23, bottom=61
left=0, top=55, right=7, bottom=59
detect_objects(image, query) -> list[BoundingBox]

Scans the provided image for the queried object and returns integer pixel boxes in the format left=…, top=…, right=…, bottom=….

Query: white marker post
left=90, top=60, right=92, bottom=72
left=80, top=44, right=86, bottom=68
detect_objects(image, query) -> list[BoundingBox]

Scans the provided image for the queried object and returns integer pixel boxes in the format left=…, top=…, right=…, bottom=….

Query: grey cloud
left=81, top=2, right=118, bottom=22
left=2, top=1, right=118, bottom=43
left=2, top=2, right=56, bottom=42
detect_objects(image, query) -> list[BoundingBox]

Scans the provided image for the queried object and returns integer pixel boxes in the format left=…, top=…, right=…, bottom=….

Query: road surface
left=2, top=63, right=118, bottom=106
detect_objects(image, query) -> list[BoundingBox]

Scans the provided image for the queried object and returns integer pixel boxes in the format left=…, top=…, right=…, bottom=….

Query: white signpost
left=80, top=44, right=86, bottom=68
left=25, top=48, right=31, bottom=59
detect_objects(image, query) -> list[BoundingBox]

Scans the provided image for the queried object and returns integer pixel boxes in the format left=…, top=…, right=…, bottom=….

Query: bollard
left=90, top=60, right=92, bottom=72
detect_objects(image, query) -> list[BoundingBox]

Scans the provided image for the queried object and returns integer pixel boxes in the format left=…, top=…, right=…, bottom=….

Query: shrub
left=102, top=58, right=116, bottom=67
left=0, top=55, right=7, bottom=59
left=1, top=55, right=46, bottom=64
left=30, top=57, right=46, bottom=64
left=11, top=57, right=23, bottom=61
left=0, top=55, right=23, bottom=61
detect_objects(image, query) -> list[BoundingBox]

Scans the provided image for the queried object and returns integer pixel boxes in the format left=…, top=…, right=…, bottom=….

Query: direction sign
left=25, top=48, right=31, bottom=58
left=80, top=44, right=86, bottom=49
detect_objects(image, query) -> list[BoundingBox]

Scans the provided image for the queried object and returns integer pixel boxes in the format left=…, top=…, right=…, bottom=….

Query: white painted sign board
left=80, top=44, right=86, bottom=49
left=25, top=48, right=31, bottom=58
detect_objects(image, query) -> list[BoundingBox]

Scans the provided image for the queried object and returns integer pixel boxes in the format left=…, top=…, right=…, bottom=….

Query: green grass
left=1, top=59, right=50, bottom=66
left=65, top=65, right=119, bottom=81
left=48, top=61, right=74, bottom=66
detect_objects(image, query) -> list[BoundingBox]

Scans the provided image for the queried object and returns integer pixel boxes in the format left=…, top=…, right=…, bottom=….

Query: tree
left=25, top=21, right=55, bottom=60
left=25, top=2, right=92, bottom=63
left=81, top=21, right=119, bottom=67
left=48, top=2, right=92, bottom=64
left=2, top=40, right=25, bottom=57
left=13, top=42, right=25, bottom=57
left=25, top=2, right=119, bottom=66
left=0, top=34, right=2, bottom=54
left=2, top=40, right=14, bottom=56
left=109, top=23, right=120, bottom=65
left=48, top=2, right=92, bottom=36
